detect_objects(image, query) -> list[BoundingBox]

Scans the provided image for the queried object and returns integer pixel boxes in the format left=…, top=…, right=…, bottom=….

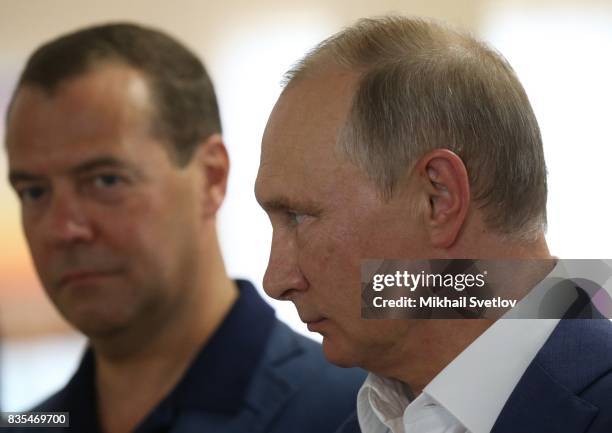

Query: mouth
left=58, top=269, right=122, bottom=288
left=304, top=317, right=328, bottom=332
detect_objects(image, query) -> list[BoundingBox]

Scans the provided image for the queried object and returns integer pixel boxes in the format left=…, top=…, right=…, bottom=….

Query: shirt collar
left=357, top=373, right=410, bottom=433
left=423, top=260, right=568, bottom=433
left=357, top=260, right=570, bottom=433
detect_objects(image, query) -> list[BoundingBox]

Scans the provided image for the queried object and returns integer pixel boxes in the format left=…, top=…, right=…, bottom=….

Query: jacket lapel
left=491, top=357, right=598, bottom=433
left=492, top=318, right=612, bottom=433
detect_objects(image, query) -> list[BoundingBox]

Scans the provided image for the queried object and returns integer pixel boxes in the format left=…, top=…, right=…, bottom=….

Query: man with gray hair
left=256, top=16, right=612, bottom=433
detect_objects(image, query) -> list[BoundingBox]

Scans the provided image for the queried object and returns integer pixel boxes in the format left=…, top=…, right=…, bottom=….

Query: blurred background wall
left=1, top=0, right=611, bottom=411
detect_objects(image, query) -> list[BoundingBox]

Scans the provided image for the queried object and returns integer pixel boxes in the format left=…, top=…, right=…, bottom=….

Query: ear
left=192, top=133, right=230, bottom=218
left=416, top=149, right=470, bottom=248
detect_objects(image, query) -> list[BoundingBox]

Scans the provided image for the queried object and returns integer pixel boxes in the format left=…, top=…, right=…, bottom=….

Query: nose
left=42, top=189, right=95, bottom=246
left=263, top=229, right=308, bottom=301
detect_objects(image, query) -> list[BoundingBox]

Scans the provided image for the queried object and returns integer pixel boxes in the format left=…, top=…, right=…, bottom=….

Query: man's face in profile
left=6, top=64, right=204, bottom=338
left=256, top=68, right=432, bottom=369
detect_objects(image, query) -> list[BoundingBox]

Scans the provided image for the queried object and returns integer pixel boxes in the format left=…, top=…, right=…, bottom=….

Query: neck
left=92, top=229, right=237, bottom=433
left=377, top=234, right=554, bottom=397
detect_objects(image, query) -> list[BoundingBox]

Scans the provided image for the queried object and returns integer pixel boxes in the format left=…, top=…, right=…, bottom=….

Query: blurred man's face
left=6, top=64, right=205, bottom=338
left=256, top=69, right=431, bottom=369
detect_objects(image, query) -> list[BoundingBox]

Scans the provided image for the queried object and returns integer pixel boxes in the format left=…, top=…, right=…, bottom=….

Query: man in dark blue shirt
left=4, top=23, right=364, bottom=433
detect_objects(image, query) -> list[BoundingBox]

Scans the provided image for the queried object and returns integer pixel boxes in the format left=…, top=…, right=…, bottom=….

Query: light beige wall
left=0, top=0, right=609, bottom=337
left=0, top=0, right=482, bottom=65
left=0, top=0, right=487, bottom=337
left=2, top=0, right=609, bottom=65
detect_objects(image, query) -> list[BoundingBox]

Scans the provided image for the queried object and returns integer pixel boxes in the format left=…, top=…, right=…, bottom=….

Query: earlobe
left=194, top=133, right=229, bottom=217
left=418, top=149, right=470, bottom=248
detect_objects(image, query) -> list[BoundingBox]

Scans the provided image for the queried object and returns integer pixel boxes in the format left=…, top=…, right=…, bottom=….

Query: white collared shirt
left=357, top=261, right=571, bottom=433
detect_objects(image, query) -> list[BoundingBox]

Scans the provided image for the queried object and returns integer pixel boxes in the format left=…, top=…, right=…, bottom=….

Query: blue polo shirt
left=39, top=279, right=276, bottom=432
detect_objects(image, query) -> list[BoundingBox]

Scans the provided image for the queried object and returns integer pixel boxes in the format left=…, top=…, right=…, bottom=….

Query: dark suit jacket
left=7, top=320, right=365, bottom=433
left=491, top=279, right=612, bottom=433
left=338, top=277, right=612, bottom=433
left=337, top=318, right=612, bottom=433
left=205, top=319, right=367, bottom=433
left=6, top=281, right=366, bottom=433
left=491, top=318, right=612, bottom=433
left=143, top=319, right=367, bottom=433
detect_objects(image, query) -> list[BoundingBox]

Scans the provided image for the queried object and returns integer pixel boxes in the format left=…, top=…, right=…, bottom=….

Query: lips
left=301, top=315, right=328, bottom=332
left=57, top=269, right=121, bottom=288
left=295, top=303, right=328, bottom=332
left=303, top=316, right=325, bottom=324
left=306, top=318, right=329, bottom=332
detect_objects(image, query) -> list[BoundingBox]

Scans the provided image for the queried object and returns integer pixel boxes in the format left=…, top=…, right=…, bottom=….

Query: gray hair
left=284, top=16, right=547, bottom=239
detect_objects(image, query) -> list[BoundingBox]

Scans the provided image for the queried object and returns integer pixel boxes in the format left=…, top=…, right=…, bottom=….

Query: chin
left=57, top=302, right=132, bottom=339
left=321, top=336, right=360, bottom=368
left=69, top=315, right=128, bottom=338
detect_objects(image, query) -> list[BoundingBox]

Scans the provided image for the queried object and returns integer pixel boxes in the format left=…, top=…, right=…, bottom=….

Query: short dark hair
left=10, top=22, right=221, bottom=165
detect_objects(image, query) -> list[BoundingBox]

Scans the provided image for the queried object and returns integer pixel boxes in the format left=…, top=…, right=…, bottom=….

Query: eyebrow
left=259, top=197, right=293, bottom=212
left=69, top=156, right=137, bottom=176
left=8, top=171, right=44, bottom=185
left=9, top=156, right=142, bottom=185
left=258, top=196, right=321, bottom=215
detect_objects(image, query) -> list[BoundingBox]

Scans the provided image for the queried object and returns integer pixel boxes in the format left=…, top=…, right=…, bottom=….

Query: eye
left=17, top=186, right=47, bottom=203
left=93, top=174, right=123, bottom=188
left=289, top=211, right=308, bottom=226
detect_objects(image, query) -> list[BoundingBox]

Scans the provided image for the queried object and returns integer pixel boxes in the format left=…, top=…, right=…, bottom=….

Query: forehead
left=257, top=67, right=362, bottom=202
left=6, top=64, right=156, bottom=169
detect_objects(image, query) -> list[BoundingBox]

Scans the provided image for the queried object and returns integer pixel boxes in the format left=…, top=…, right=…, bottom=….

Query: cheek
left=299, top=219, right=363, bottom=310
left=21, top=217, right=59, bottom=285
left=21, top=208, right=45, bottom=248
left=100, top=188, right=179, bottom=248
left=25, top=233, right=51, bottom=285
left=110, top=188, right=199, bottom=278
left=23, top=222, right=41, bottom=258
left=97, top=208, right=150, bottom=255
left=300, top=219, right=356, bottom=273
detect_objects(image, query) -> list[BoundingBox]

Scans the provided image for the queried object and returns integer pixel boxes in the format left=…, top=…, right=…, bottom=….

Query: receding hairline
left=283, top=16, right=485, bottom=87
left=5, top=60, right=176, bottom=164
left=277, top=15, right=548, bottom=239
left=6, top=58, right=152, bottom=127
left=6, top=22, right=223, bottom=167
